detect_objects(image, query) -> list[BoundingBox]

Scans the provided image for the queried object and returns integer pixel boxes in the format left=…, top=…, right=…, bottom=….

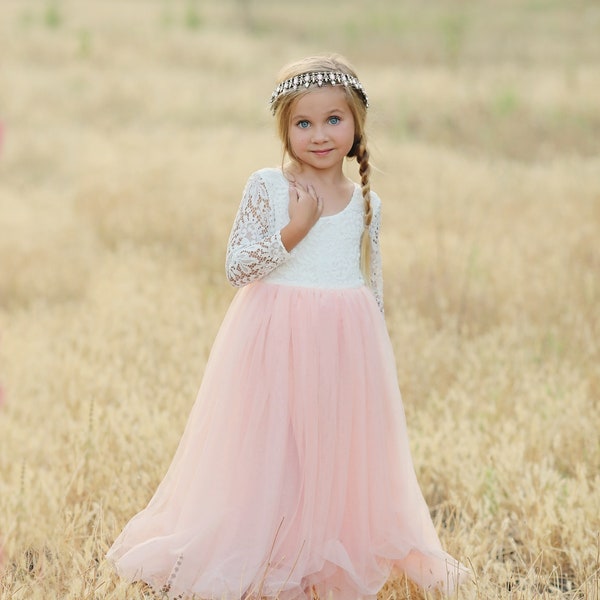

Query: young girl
left=107, top=54, right=469, bottom=599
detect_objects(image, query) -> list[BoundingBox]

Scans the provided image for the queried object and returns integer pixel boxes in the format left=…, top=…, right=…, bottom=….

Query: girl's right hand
left=289, top=182, right=323, bottom=229
left=281, top=183, right=323, bottom=251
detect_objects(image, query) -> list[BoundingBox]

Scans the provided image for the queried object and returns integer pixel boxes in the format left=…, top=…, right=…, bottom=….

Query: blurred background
left=0, top=1, right=599, bottom=598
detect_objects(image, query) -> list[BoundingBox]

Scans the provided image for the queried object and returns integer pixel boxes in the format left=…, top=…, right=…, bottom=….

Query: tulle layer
left=107, top=282, right=468, bottom=599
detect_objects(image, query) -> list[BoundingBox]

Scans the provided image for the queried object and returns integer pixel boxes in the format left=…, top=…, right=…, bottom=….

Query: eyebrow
left=291, top=107, right=348, bottom=120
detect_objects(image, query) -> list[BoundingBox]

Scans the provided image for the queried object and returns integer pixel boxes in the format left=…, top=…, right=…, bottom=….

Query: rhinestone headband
left=270, top=71, right=369, bottom=113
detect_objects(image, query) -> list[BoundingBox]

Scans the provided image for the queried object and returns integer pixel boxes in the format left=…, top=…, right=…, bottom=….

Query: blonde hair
left=271, top=54, right=373, bottom=278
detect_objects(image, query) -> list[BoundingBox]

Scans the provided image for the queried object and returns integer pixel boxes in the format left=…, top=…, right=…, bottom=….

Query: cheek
left=341, top=124, right=356, bottom=147
left=289, top=128, right=306, bottom=147
left=287, top=130, right=297, bottom=150
left=287, top=129, right=305, bottom=158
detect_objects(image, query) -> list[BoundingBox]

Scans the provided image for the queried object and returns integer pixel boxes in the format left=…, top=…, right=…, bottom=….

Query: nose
left=311, top=125, right=328, bottom=143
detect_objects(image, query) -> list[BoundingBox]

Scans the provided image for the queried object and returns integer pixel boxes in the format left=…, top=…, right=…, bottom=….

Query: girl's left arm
left=369, top=194, right=384, bottom=314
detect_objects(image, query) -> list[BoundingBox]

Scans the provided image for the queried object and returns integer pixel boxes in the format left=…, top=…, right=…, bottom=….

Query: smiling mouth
left=312, top=149, right=332, bottom=155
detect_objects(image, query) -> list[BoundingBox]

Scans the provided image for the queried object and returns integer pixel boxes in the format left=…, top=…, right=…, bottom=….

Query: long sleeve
left=226, top=172, right=290, bottom=287
left=368, top=197, right=384, bottom=314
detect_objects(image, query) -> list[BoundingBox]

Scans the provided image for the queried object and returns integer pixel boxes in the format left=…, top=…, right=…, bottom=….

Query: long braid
left=356, top=139, right=372, bottom=278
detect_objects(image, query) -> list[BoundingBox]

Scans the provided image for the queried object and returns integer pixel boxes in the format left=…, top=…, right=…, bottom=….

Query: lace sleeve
left=226, top=172, right=290, bottom=287
left=368, top=196, right=384, bottom=314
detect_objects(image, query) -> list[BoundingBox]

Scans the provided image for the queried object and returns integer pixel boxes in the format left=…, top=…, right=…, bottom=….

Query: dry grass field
left=1, top=0, right=599, bottom=598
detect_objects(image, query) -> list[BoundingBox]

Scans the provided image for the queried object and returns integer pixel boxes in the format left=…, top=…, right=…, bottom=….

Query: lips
left=311, top=149, right=333, bottom=156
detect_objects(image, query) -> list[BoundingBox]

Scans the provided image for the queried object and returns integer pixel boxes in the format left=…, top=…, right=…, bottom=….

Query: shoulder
left=352, top=182, right=382, bottom=209
left=368, top=189, right=382, bottom=216
left=369, top=189, right=382, bottom=208
left=245, top=167, right=286, bottom=188
left=241, top=168, right=288, bottom=201
left=351, top=183, right=382, bottom=220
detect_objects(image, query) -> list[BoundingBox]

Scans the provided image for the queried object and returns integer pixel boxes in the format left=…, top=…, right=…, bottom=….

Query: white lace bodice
left=225, top=168, right=384, bottom=313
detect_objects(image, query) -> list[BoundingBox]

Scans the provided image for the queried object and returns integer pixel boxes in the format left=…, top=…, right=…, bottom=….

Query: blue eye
left=297, top=120, right=310, bottom=129
left=328, top=116, right=341, bottom=125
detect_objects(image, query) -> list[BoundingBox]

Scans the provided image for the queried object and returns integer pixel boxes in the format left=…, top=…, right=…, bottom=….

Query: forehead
left=290, top=86, right=351, bottom=115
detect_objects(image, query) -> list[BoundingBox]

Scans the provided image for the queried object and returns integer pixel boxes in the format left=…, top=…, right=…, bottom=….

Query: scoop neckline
left=319, top=184, right=359, bottom=219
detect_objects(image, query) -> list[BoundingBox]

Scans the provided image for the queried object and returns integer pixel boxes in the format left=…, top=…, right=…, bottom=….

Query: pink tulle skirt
left=107, top=282, right=468, bottom=599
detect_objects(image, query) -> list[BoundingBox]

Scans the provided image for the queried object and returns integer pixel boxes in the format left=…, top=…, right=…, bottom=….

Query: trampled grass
left=0, top=1, right=599, bottom=598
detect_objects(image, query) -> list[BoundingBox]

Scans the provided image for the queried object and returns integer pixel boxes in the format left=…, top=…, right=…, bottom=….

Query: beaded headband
left=270, top=71, right=369, bottom=113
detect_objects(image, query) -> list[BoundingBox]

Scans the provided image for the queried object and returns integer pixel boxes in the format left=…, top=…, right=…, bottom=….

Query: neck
left=286, top=161, right=347, bottom=186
